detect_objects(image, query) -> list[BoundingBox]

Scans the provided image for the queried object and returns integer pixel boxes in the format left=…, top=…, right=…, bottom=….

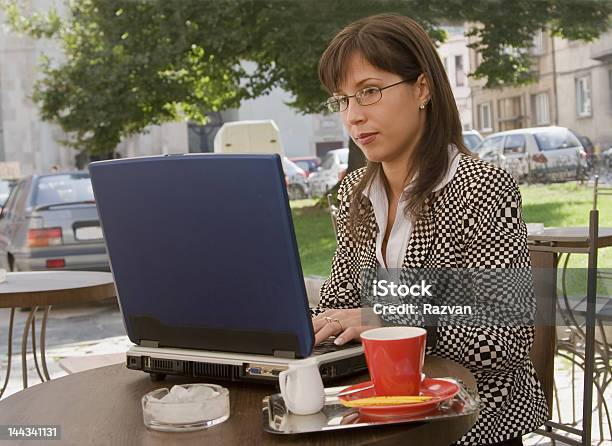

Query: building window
left=498, top=96, right=524, bottom=131
left=532, top=29, right=544, bottom=55
left=608, top=69, right=612, bottom=111
left=533, top=92, right=550, bottom=125
left=474, top=51, right=482, bottom=69
left=455, top=55, right=465, bottom=87
left=575, top=75, right=592, bottom=117
left=478, top=102, right=493, bottom=132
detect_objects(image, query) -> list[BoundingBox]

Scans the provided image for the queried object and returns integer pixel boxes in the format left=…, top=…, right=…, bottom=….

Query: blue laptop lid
left=89, top=154, right=314, bottom=358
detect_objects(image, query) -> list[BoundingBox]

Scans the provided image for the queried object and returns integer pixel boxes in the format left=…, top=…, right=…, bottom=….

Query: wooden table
left=528, top=227, right=612, bottom=252
left=0, top=356, right=477, bottom=446
left=0, top=271, right=116, bottom=396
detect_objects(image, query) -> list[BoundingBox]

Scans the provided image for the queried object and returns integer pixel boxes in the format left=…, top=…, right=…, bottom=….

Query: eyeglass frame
left=325, top=79, right=410, bottom=113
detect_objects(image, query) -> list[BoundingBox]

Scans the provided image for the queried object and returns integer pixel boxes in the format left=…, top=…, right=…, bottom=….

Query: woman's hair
left=318, top=13, right=472, bottom=239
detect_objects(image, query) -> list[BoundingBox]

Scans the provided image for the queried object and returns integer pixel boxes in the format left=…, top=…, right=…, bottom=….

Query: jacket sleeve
left=310, top=177, right=363, bottom=316
left=434, top=172, right=536, bottom=372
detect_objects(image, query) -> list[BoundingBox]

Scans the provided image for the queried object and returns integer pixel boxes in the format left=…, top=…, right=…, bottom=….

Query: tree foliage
left=2, top=0, right=610, bottom=154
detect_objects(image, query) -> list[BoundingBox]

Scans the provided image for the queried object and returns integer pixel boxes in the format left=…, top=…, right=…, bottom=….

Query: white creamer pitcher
left=278, top=358, right=325, bottom=415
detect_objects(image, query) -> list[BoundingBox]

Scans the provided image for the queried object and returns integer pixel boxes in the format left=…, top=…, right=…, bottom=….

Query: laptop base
left=126, top=345, right=367, bottom=384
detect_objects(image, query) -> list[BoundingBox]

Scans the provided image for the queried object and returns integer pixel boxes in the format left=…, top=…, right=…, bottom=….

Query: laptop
left=89, top=153, right=365, bottom=383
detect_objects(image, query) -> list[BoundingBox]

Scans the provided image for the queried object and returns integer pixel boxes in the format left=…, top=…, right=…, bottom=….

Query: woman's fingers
left=312, top=308, right=367, bottom=345
left=312, top=316, right=330, bottom=333
left=312, top=308, right=379, bottom=347
left=314, top=321, right=341, bottom=345
left=312, top=310, right=341, bottom=332
left=334, top=326, right=362, bottom=345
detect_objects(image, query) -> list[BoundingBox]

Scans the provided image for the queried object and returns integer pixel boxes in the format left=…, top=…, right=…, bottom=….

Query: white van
left=213, top=120, right=284, bottom=155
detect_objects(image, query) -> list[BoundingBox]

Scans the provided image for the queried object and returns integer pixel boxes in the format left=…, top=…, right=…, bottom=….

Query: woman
left=311, top=13, right=548, bottom=446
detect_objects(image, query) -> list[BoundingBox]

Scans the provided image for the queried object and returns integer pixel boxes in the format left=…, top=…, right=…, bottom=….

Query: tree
left=2, top=0, right=610, bottom=156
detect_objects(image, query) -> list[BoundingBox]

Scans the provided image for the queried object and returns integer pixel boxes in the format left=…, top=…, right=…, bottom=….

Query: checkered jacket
left=312, top=154, right=549, bottom=445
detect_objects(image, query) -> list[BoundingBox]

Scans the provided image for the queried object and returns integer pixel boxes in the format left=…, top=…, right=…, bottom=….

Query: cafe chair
left=554, top=256, right=612, bottom=440
left=327, top=193, right=339, bottom=236
left=533, top=209, right=608, bottom=445
left=593, top=175, right=612, bottom=284
left=546, top=175, right=612, bottom=438
left=593, top=175, right=612, bottom=213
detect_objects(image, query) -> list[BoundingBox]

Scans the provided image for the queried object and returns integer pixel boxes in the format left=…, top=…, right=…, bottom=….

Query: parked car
left=282, top=157, right=310, bottom=200
left=603, top=146, right=612, bottom=168
left=462, top=130, right=483, bottom=151
left=308, top=148, right=349, bottom=196
left=0, top=179, right=18, bottom=210
left=0, top=171, right=110, bottom=272
left=289, top=156, right=321, bottom=177
left=474, top=126, right=587, bottom=183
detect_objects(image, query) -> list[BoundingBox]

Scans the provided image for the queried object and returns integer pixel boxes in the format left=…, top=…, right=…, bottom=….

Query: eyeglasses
left=325, top=80, right=409, bottom=113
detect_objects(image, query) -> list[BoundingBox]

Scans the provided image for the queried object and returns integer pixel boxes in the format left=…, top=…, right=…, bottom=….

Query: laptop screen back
left=89, top=154, right=314, bottom=358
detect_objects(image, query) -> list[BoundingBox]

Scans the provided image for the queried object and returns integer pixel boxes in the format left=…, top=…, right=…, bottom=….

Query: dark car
left=0, top=171, right=109, bottom=272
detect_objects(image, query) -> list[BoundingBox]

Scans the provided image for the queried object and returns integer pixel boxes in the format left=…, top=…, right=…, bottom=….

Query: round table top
left=0, top=356, right=477, bottom=446
left=527, top=226, right=612, bottom=248
left=0, top=271, right=116, bottom=308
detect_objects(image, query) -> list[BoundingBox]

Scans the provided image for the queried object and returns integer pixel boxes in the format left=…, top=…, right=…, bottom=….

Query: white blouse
left=362, top=147, right=460, bottom=269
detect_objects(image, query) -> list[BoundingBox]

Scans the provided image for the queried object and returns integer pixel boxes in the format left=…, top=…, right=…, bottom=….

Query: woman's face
left=336, top=52, right=429, bottom=165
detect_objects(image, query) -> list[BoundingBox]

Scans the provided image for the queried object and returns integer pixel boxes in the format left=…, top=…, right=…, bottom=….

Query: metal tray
left=262, top=378, right=481, bottom=434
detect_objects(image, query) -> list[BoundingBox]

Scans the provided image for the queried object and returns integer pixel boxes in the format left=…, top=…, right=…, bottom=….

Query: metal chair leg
left=40, top=306, right=51, bottom=381
left=572, top=351, right=577, bottom=425
left=20, top=306, right=38, bottom=389
left=553, top=379, right=562, bottom=423
left=0, top=308, right=15, bottom=399
left=30, top=311, right=45, bottom=383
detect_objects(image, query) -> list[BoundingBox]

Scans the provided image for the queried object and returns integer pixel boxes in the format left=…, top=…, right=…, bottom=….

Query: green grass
left=290, top=199, right=336, bottom=277
left=521, top=182, right=612, bottom=298
left=291, top=182, right=612, bottom=277
left=522, top=181, right=612, bottom=271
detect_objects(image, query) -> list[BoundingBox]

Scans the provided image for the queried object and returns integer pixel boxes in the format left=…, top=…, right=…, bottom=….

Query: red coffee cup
left=360, top=327, right=427, bottom=396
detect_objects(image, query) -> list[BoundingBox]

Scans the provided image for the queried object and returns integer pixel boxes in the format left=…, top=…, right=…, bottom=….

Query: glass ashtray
left=142, top=383, right=230, bottom=432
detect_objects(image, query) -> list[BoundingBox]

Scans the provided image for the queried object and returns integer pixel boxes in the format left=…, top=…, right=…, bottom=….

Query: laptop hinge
left=140, top=340, right=159, bottom=348
left=273, top=350, right=296, bottom=359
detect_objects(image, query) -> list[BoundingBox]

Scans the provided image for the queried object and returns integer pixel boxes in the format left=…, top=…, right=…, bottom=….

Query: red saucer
left=338, top=378, right=460, bottom=418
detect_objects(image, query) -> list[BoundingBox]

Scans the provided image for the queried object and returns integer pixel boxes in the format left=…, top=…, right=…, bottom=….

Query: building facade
left=470, top=28, right=612, bottom=150
left=0, top=2, right=190, bottom=175
left=438, top=24, right=473, bottom=130
left=0, top=8, right=74, bottom=176
left=470, top=29, right=558, bottom=137
left=216, top=70, right=346, bottom=158
left=554, top=30, right=612, bottom=149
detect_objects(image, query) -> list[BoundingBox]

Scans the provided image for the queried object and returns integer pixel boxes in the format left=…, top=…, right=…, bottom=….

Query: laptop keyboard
left=312, top=338, right=362, bottom=355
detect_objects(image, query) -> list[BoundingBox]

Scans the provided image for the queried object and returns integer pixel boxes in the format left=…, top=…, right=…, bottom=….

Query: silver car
left=475, top=126, right=587, bottom=183
left=0, top=172, right=109, bottom=272
left=462, top=130, right=483, bottom=151
left=282, top=157, right=310, bottom=200
left=308, top=148, right=349, bottom=197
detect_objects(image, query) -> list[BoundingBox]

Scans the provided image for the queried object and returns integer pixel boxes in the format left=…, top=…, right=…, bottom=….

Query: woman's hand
left=312, top=309, right=379, bottom=346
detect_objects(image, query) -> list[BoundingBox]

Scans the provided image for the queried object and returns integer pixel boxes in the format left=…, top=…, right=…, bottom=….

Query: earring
left=419, top=102, right=427, bottom=110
